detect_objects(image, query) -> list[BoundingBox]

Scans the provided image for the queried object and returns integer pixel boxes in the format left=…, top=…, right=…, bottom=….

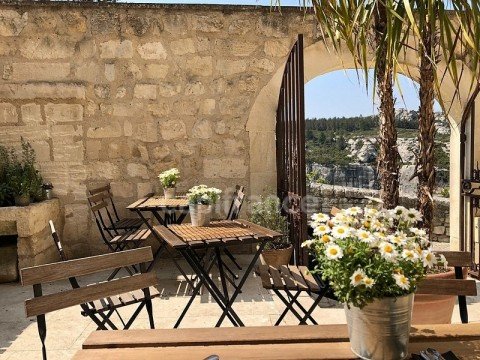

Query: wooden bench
left=73, top=323, right=480, bottom=359
left=21, top=246, right=159, bottom=360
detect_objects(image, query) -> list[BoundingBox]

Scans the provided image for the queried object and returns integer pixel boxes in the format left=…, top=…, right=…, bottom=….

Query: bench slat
left=257, top=265, right=273, bottom=289
left=436, top=251, right=471, bottom=267
left=25, top=273, right=158, bottom=317
left=21, top=247, right=153, bottom=286
left=417, top=278, right=477, bottom=296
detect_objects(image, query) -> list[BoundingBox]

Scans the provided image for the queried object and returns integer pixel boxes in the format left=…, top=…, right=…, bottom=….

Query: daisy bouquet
left=304, top=206, right=447, bottom=308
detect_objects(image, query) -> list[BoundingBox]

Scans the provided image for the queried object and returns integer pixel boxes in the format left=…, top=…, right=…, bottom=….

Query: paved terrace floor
left=1, top=253, right=480, bottom=360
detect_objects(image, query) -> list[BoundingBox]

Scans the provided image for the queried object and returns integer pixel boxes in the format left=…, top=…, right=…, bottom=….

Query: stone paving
left=1, top=254, right=480, bottom=360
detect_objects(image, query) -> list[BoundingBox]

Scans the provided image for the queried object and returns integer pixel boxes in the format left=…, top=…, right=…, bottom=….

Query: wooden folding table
left=74, top=323, right=480, bottom=359
left=126, top=196, right=192, bottom=284
left=153, top=219, right=283, bottom=328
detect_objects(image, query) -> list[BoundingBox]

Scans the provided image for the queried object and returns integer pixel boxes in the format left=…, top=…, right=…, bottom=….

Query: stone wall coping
left=310, top=183, right=451, bottom=206
left=0, top=1, right=312, bottom=13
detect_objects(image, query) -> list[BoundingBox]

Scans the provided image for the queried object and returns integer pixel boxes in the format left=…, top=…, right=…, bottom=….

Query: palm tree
left=311, top=0, right=409, bottom=209
left=404, top=0, right=480, bottom=234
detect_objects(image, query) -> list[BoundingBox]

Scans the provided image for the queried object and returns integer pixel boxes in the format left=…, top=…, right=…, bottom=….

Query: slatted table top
left=75, top=323, right=480, bottom=359
left=127, top=196, right=189, bottom=210
left=153, top=219, right=283, bottom=249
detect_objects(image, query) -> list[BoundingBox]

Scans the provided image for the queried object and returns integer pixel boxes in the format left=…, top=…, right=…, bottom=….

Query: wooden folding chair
left=222, top=185, right=246, bottom=272
left=21, top=241, right=159, bottom=360
left=88, top=184, right=144, bottom=234
left=88, top=191, right=152, bottom=280
left=257, top=264, right=332, bottom=325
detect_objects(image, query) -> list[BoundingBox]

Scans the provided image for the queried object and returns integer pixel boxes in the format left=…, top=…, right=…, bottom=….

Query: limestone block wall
left=310, top=184, right=451, bottom=243
left=0, top=199, right=64, bottom=269
left=0, top=2, right=320, bottom=257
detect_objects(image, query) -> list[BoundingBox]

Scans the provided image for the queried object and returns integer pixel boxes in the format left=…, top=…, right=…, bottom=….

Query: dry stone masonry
left=0, top=2, right=320, bottom=257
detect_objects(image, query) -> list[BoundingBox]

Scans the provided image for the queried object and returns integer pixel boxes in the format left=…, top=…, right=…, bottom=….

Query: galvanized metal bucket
left=164, top=187, right=176, bottom=199
left=345, top=293, right=414, bottom=360
left=190, top=204, right=212, bottom=227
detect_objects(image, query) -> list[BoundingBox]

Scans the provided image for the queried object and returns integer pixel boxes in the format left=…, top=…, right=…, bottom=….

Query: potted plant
left=249, top=196, right=291, bottom=267
left=187, top=185, right=222, bottom=227
left=305, top=206, right=445, bottom=360
left=158, top=168, right=180, bottom=199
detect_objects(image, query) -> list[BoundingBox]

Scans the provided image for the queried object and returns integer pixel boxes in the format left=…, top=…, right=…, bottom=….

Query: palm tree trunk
left=417, top=21, right=437, bottom=235
left=374, top=4, right=400, bottom=209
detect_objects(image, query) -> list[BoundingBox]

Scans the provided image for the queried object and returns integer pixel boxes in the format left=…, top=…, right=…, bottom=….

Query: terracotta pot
left=412, top=267, right=466, bottom=324
left=259, top=244, right=293, bottom=268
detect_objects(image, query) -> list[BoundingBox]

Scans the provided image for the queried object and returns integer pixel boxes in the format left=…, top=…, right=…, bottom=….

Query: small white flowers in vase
left=158, top=168, right=180, bottom=199
left=304, top=205, right=447, bottom=360
left=186, top=185, right=222, bottom=227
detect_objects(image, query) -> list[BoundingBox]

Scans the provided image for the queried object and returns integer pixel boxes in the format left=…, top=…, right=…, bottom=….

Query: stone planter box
left=0, top=199, right=64, bottom=281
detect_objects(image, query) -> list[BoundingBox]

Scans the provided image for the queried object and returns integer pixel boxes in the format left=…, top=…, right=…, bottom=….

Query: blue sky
left=120, top=0, right=439, bottom=118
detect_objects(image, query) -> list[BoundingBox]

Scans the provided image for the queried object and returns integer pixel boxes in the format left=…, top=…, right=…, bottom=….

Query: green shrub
left=0, top=138, right=44, bottom=206
left=249, top=196, right=290, bottom=250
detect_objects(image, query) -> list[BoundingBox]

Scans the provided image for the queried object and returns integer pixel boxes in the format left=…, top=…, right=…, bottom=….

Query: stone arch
left=246, top=38, right=478, bottom=250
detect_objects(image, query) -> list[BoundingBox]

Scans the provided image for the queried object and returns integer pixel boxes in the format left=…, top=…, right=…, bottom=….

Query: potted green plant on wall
left=158, top=168, right=180, bottom=199
left=187, top=185, right=222, bottom=227
left=1, top=139, right=43, bottom=207
left=249, top=196, right=291, bottom=267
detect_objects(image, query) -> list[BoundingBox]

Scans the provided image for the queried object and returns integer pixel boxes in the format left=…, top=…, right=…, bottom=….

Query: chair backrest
left=89, top=183, right=121, bottom=221
left=21, top=247, right=155, bottom=317
left=226, top=185, right=246, bottom=220
left=21, top=244, right=156, bottom=360
left=87, top=185, right=120, bottom=240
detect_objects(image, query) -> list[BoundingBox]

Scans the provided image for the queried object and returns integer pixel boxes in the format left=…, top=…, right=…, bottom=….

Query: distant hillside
left=306, top=110, right=450, bottom=168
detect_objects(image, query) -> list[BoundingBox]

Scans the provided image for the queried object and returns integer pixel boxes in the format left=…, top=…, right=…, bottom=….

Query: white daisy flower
left=379, top=241, right=397, bottom=261
left=313, top=224, right=331, bottom=236
left=393, top=206, right=409, bottom=220
left=325, top=244, right=343, bottom=260
left=422, top=250, right=437, bottom=268
left=345, top=207, right=363, bottom=216
left=406, top=209, right=422, bottom=223
left=301, top=239, right=315, bottom=248
left=439, top=254, right=449, bottom=269
left=365, top=208, right=379, bottom=218
left=357, top=229, right=374, bottom=243
left=363, top=277, right=375, bottom=288
left=311, top=213, right=330, bottom=223
left=411, top=227, right=427, bottom=237
left=401, top=249, right=418, bottom=262
left=350, top=269, right=365, bottom=287
left=331, top=225, right=350, bottom=239
left=319, top=234, right=333, bottom=244
left=393, top=273, right=410, bottom=290
left=388, top=232, right=407, bottom=245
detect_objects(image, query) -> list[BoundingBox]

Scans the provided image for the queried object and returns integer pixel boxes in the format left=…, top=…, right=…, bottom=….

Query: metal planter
left=163, top=187, right=176, bottom=199
left=189, top=204, right=212, bottom=227
left=345, top=293, right=414, bottom=360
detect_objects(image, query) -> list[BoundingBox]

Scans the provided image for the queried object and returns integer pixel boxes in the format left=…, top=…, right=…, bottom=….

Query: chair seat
left=110, top=229, right=152, bottom=244
left=84, top=287, right=160, bottom=314
left=106, top=218, right=144, bottom=231
left=257, top=265, right=320, bottom=293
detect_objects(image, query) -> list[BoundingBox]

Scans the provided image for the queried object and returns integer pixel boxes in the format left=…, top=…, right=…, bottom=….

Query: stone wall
left=309, top=184, right=451, bottom=243
left=0, top=2, right=320, bottom=256
left=0, top=199, right=64, bottom=271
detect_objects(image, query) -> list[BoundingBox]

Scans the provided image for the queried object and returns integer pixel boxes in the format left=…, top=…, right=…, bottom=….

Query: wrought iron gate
left=276, top=34, right=308, bottom=265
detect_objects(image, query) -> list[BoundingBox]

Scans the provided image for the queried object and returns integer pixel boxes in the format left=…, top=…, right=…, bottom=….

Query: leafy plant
left=187, top=185, right=222, bottom=205
left=0, top=138, right=44, bottom=206
left=158, top=168, right=180, bottom=188
left=440, top=187, right=449, bottom=198
left=249, top=196, right=290, bottom=251
left=305, top=206, right=446, bottom=308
